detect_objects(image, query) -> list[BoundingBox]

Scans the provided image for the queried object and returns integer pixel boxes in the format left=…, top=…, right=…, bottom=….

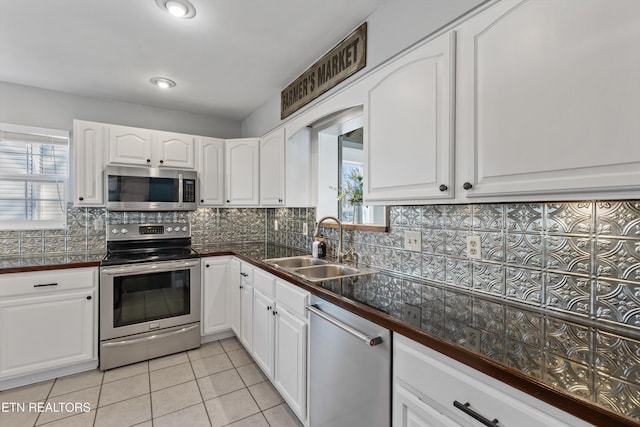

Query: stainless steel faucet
left=313, top=216, right=344, bottom=262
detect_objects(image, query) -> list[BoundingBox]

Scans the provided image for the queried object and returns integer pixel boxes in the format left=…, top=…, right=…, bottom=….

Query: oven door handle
left=101, top=324, right=200, bottom=348
left=100, top=260, right=200, bottom=276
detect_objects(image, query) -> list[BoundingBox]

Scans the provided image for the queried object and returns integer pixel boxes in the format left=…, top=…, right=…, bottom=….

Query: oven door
left=99, top=259, right=201, bottom=340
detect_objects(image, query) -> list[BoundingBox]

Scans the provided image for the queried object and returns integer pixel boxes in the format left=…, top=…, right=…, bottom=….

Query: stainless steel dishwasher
left=307, top=295, right=391, bottom=427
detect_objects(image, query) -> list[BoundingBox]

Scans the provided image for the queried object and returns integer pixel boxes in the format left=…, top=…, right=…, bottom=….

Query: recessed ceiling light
left=150, top=77, right=177, bottom=89
left=155, top=0, right=196, bottom=19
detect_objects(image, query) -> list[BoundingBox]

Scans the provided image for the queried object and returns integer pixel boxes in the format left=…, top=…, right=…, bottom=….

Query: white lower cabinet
left=201, top=257, right=230, bottom=336
left=239, top=262, right=254, bottom=351
left=393, top=335, right=590, bottom=427
left=248, top=267, right=309, bottom=423
left=274, top=304, right=307, bottom=419
left=252, top=288, right=275, bottom=378
left=228, top=258, right=241, bottom=336
left=0, top=268, right=97, bottom=387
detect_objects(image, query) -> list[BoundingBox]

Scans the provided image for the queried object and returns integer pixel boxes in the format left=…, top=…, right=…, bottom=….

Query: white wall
left=241, top=0, right=487, bottom=137
left=0, top=81, right=241, bottom=138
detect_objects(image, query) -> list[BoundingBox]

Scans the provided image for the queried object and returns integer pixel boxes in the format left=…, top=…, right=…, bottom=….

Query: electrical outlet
left=466, top=235, right=482, bottom=259
left=462, top=327, right=481, bottom=352
left=274, top=220, right=279, bottom=231
left=404, top=230, right=422, bottom=252
left=93, top=217, right=104, bottom=232
left=401, top=304, right=422, bottom=328
left=302, top=222, right=308, bottom=236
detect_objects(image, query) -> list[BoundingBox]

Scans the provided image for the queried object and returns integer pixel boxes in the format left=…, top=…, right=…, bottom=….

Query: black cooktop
left=100, top=237, right=200, bottom=266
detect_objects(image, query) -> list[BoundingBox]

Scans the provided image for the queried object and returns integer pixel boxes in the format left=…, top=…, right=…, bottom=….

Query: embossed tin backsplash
left=267, top=202, right=640, bottom=420
left=0, top=206, right=267, bottom=258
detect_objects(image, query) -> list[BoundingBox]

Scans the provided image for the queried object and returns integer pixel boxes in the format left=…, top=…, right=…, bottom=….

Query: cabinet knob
left=439, top=184, right=448, bottom=192
left=240, top=285, right=243, bottom=289
left=200, top=199, right=204, bottom=203
left=463, top=182, right=473, bottom=190
left=86, top=296, right=92, bottom=300
left=205, top=264, right=210, bottom=268
left=272, top=310, right=277, bottom=316
left=146, top=159, right=151, bottom=163
left=160, top=160, right=164, bottom=164
left=278, top=199, right=283, bottom=203
left=267, top=305, right=271, bottom=311
left=78, top=196, right=84, bottom=201
left=226, top=200, right=230, bottom=203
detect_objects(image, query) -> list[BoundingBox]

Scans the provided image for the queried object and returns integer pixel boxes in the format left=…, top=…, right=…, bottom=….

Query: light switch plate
left=274, top=220, right=279, bottom=231
left=302, top=222, right=308, bottom=236
left=466, top=235, right=482, bottom=259
left=404, top=230, right=422, bottom=252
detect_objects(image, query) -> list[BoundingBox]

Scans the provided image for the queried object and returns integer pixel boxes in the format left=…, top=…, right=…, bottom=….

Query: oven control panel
left=107, top=223, right=191, bottom=241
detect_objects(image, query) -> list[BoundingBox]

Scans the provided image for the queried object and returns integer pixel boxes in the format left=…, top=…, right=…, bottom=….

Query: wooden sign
left=281, top=23, right=367, bottom=119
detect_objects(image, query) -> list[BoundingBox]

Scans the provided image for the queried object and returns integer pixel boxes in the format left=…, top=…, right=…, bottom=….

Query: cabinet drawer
left=240, top=263, right=253, bottom=284
left=394, top=336, right=573, bottom=427
left=276, top=279, right=308, bottom=318
left=0, top=268, right=96, bottom=298
left=253, top=268, right=275, bottom=297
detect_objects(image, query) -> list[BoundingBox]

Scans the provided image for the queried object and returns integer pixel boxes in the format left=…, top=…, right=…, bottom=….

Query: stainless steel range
left=99, top=223, right=201, bottom=370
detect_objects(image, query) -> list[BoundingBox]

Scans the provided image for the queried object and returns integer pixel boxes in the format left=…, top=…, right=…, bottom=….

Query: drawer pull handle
left=453, top=401, right=499, bottom=427
left=34, top=283, right=58, bottom=288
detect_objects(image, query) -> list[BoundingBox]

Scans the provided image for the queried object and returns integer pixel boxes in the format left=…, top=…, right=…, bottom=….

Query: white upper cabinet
left=107, top=124, right=154, bottom=166
left=198, top=137, right=225, bottom=206
left=225, top=138, right=260, bottom=206
left=364, top=31, right=455, bottom=204
left=156, top=131, right=195, bottom=169
left=73, top=120, right=105, bottom=207
left=456, top=0, right=640, bottom=200
left=107, top=125, right=195, bottom=169
left=260, top=128, right=286, bottom=206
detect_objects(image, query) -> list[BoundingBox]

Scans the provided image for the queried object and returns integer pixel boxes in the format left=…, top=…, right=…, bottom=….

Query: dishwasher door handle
left=307, top=304, right=383, bottom=346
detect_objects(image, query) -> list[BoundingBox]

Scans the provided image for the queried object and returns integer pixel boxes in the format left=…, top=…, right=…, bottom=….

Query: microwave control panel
left=183, top=179, right=196, bottom=203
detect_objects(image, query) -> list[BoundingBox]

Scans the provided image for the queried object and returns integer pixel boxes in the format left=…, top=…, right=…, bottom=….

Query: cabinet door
left=225, top=138, right=260, bottom=206
left=260, top=128, right=285, bottom=206
left=275, top=308, right=307, bottom=420
left=364, top=31, right=455, bottom=204
left=73, top=120, right=105, bottom=206
left=107, top=125, right=153, bottom=166
left=157, top=131, right=195, bottom=169
left=198, top=137, right=225, bottom=206
left=228, top=258, right=241, bottom=336
left=252, top=289, right=275, bottom=379
left=394, top=384, right=459, bottom=427
left=201, top=258, right=229, bottom=336
left=239, top=283, right=253, bottom=351
left=457, top=0, right=640, bottom=199
left=0, top=290, right=95, bottom=379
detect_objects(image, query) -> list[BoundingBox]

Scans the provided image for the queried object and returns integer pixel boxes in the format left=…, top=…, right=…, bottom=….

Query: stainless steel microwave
left=105, top=166, right=198, bottom=211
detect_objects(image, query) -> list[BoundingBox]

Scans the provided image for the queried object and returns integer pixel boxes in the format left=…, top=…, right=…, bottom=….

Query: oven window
left=113, top=269, right=190, bottom=327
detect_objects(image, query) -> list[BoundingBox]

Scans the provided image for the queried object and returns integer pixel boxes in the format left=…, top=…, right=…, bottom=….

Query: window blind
left=0, top=123, right=69, bottom=230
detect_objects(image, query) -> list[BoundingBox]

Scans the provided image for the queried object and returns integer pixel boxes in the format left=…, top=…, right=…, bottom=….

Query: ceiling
left=0, top=0, right=386, bottom=121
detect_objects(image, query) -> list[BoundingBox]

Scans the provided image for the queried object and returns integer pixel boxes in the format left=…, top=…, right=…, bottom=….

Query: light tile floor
left=0, top=337, right=303, bottom=427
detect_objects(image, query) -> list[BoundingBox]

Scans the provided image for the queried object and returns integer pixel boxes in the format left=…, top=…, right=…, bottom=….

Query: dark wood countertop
left=2, top=244, right=636, bottom=426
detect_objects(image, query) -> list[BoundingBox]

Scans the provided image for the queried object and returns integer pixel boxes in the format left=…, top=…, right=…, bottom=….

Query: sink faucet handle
left=344, top=247, right=359, bottom=266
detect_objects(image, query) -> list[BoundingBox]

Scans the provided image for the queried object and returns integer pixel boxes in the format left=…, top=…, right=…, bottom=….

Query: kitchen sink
left=264, top=256, right=329, bottom=269
left=294, top=264, right=360, bottom=280
left=263, top=255, right=378, bottom=282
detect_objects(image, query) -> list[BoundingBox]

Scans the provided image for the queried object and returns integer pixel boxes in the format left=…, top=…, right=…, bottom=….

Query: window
left=0, top=123, right=69, bottom=230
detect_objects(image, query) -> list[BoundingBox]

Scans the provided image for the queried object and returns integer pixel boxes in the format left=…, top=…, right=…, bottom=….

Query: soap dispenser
left=318, top=235, right=327, bottom=259
left=312, top=237, right=320, bottom=258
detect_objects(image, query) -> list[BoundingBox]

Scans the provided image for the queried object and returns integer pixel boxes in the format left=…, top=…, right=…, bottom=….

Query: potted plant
left=338, top=169, right=364, bottom=223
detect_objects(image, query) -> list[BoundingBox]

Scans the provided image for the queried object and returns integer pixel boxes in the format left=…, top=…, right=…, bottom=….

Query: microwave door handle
left=178, top=173, right=183, bottom=208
